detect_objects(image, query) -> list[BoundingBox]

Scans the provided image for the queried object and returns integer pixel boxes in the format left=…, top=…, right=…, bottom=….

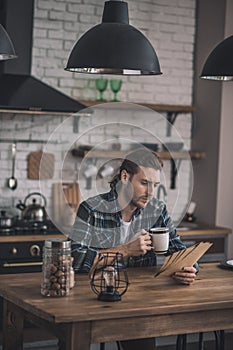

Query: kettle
left=16, top=192, right=47, bottom=221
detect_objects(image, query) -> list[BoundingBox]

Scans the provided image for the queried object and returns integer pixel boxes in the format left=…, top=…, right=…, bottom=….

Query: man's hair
left=110, top=148, right=163, bottom=188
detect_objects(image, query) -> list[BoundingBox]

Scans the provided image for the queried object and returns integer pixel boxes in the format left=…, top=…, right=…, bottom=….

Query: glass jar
left=70, top=257, right=75, bottom=289
left=41, top=238, right=71, bottom=297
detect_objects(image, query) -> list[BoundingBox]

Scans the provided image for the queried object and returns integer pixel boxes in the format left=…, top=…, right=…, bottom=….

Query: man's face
left=123, top=166, right=160, bottom=209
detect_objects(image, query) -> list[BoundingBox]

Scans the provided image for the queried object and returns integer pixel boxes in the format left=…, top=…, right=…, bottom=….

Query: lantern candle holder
left=90, top=252, right=129, bottom=302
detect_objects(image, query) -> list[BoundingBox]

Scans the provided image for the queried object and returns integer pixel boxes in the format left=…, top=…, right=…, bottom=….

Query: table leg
left=2, top=300, right=24, bottom=350
left=57, top=322, right=91, bottom=350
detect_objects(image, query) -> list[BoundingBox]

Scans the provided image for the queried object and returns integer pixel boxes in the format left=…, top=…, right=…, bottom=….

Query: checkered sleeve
left=70, top=202, right=99, bottom=272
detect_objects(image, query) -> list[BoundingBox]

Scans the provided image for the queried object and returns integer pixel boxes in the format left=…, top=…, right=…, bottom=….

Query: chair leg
left=100, top=341, right=121, bottom=350
left=220, top=330, right=225, bottom=350
left=176, top=334, right=187, bottom=350
left=214, top=330, right=225, bottom=350
left=198, top=332, right=204, bottom=350
left=100, top=343, right=105, bottom=350
left=182, top=334, right=187, bottom=350
left=176, top=335, right=182, bottom=350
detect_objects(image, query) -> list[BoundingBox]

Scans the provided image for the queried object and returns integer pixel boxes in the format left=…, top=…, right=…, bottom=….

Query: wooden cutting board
left=53, top=182, right=80, bottom=225
left=28, top=151, right=55, bottom=179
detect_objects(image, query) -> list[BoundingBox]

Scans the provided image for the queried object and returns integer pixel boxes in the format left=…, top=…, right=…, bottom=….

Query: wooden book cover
left=155, top=241, right=213, bottom=277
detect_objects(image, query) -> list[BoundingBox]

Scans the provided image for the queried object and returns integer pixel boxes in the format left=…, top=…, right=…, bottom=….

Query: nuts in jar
left=41, top=238, right=71, bottom=297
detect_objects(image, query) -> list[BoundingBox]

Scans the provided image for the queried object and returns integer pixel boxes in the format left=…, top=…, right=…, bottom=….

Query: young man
left=70, top=148, right=197, bottom=350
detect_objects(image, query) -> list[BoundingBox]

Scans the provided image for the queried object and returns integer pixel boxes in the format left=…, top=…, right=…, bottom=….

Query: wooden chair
left=176, top=331, right=225, bottom=350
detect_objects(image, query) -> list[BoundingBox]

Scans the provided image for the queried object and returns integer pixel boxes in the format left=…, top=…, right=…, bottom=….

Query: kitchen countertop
left=0, top=225, right=231, bottom=242
left=177, top=224, right=232, bottom=237
left=0, top=233, right=66, bottom=243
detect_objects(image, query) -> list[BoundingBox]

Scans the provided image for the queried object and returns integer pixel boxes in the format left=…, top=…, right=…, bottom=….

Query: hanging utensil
left=7, top=143, right=17, bottom=190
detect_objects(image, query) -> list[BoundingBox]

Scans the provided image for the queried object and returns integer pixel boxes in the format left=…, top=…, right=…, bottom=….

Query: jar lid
left=44, top=238, right=71, bottom=249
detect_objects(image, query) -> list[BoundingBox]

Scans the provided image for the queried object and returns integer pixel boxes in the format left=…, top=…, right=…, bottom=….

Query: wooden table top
left=0, top=263, right=233, bottom=325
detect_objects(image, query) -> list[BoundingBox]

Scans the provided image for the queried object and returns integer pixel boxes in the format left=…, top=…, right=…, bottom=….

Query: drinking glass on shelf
left=110, top=79, right=122, bottom=102
left=95, top=78, right=108, bottom=101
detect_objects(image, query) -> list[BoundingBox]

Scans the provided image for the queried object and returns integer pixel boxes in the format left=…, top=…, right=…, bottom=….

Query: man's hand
left=125, top=229, right=152, bottom=256
left=172, top=266, right=197, bottom=285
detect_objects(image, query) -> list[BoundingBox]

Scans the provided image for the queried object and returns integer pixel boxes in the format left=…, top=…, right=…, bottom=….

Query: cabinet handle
left=30, top=245, right=41, bottom=257
left=11, top=247, right=17, bottom=255
left=3, top=262, right=43, bottom=267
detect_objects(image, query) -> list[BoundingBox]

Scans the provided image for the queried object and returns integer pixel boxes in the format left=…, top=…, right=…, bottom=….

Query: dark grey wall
left=192, top=0, right=226, bottom=224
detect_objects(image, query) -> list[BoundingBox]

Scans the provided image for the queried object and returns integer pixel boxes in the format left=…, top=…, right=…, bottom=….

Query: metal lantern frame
left=90, top=252, right=129, bottom=302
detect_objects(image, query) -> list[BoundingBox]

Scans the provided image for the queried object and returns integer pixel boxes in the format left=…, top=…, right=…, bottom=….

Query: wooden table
left=0, top=263, right=233, bottom=350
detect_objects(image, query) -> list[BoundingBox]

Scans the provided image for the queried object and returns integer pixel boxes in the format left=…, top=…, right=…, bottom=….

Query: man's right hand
left=125, top=229, right=152, bottom=256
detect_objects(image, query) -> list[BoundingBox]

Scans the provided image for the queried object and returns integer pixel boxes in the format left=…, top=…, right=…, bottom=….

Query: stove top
left=0, top=220, right=62, bottom=236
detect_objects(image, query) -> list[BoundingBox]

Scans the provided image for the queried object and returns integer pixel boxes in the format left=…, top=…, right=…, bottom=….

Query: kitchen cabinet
left=0, top=233, right=66, bottom=346
left=0, top=234, right=66, bottom=274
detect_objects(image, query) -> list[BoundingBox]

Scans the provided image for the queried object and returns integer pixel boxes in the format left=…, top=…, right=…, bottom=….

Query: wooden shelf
left=72, top=149, right=205, bottom=189
left=0, top=102, right=195, bottom=116
left=72, top=149, right=206, bottom=160
left=80, top=100, right=195, bottom=137
left=0, top=108, right=74, bottom=116
left=79, top=100, right=195, bottom=113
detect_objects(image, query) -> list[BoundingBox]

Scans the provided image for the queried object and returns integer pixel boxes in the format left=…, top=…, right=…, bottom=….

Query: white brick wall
left=0, top=0, right=196, bottom=232
left=0, top=104, right=193, bottom=231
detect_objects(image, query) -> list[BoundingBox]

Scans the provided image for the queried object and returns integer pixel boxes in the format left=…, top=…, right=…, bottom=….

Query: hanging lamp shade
left=0, top=24, right=17, bottom=61
left=65, top=0, right=162, bottom=75
left=200, top=35, right=233, bottom=81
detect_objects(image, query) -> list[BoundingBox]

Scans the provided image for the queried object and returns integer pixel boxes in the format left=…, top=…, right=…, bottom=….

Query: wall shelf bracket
left=166, top=112, right=178, bottom=136
left=170, top=158, right=182, bottom=189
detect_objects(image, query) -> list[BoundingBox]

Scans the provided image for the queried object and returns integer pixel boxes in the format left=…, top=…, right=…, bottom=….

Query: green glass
left=95, top=78, right=108, bottom=101
left=110, top=79, right=122, bottom=102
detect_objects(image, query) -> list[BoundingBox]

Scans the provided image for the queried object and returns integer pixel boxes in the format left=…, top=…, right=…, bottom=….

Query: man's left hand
left=172, top=266, right=197, bottom=285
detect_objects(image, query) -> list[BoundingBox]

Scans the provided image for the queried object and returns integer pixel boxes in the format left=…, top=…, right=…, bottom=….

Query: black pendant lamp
left=65, top=0, right=162, bottom=75
left=0, top=24, right=17, bottom=61
left=200, top=35, right=233, bottom=81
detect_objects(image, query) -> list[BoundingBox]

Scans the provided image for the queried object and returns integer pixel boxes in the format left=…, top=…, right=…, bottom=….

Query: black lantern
left=90, top=252, right=129, bottom=301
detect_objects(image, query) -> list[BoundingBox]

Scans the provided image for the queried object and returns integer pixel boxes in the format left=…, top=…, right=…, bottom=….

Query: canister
left=41, top=238, right=71, bottom=297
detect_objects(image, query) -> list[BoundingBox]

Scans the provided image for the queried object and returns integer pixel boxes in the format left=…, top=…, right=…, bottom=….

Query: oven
left=0, top=240, right=44, bottom=274
left=0, top=219, right=65, bottom=274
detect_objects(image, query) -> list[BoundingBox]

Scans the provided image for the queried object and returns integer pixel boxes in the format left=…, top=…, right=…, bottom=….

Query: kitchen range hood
left=0, top=0, right=86, bottom=114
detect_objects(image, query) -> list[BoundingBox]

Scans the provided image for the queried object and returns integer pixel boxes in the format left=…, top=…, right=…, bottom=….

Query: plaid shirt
left=70, top=188, right=187, bottom=272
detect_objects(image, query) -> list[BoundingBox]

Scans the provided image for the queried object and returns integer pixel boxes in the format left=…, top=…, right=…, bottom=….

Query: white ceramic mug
left=84, top=164, right=98, bottom=178
left=100, top=165, right=114, bottom=178
left=149, top=227, right=169, bottom=254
